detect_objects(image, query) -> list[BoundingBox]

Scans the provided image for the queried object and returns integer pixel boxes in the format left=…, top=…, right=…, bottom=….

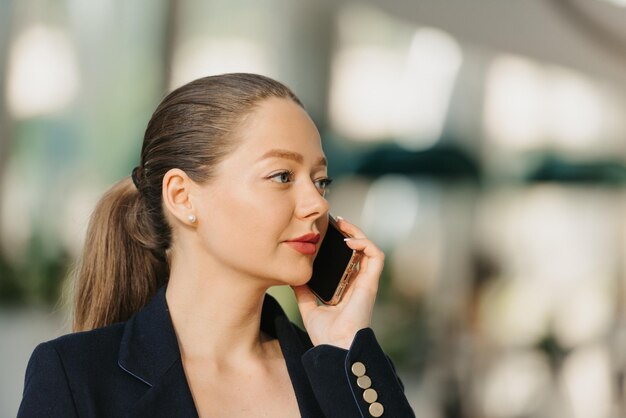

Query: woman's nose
left=295, top=181, right=330, bottom=220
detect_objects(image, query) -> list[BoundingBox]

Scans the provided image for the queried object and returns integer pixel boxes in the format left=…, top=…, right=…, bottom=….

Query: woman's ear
left=162, top=168, right=197, bottom=226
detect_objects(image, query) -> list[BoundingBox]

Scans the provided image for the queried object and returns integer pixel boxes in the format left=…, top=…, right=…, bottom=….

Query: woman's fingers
left=334, top=217, right=385, bottom=291
left=344, top=238, right=384, bottom=281
left=344, top=236, right=384, bottom=261
left=335, top=216, right=366, bottom=239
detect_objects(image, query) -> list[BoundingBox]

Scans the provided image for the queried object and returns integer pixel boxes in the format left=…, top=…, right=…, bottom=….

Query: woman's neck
left=165, top=262, right=277, bottom=368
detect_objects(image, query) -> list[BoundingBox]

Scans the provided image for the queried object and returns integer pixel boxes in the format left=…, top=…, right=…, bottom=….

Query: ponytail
left=72, top=177, right=168, bottom=331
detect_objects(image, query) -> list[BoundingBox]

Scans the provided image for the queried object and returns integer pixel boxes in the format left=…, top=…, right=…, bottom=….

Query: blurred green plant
left=0, top=234, right=71, bottom=306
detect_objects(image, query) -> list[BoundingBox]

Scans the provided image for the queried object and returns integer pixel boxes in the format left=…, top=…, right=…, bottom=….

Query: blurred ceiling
left=353, top=0, right=626, bottom=89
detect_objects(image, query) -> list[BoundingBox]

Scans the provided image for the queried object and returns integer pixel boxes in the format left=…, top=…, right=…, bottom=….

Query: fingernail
left=336, top=216, right=344, bottom=221
left=344, top=238, right=351, bottom=241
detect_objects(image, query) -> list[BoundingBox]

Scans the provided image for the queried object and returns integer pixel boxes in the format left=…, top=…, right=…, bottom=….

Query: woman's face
left=189, top=97, right=330, bottom=286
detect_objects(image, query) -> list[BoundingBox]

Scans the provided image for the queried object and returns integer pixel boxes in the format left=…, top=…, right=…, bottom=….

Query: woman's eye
left=269, top=170, right=294, bottom=184
left=315, top=177, right=333, bottom=193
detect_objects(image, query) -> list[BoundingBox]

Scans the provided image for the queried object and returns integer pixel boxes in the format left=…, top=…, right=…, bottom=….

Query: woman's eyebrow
left=257, top=149, right=327, bottom=167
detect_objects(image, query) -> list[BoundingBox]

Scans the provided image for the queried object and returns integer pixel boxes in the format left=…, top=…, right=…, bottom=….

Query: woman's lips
left=285, top=233, right=320, bottom=255
left=285, top=241, right=317, bottom=255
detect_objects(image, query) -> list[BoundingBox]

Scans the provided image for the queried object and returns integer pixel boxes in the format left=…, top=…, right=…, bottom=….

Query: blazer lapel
left=262, top=296, right=326, bottom=418
left=118, top=286, right=199, bottom=418
left=126, top=359, right=198, bottom=418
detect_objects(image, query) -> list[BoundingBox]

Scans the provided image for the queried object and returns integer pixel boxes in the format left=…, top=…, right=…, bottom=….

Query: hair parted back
left=73, top=73, right=303, bottom=331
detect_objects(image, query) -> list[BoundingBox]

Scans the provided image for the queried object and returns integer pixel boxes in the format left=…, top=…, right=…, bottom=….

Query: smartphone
left=307, top=215, right=362, bottom=305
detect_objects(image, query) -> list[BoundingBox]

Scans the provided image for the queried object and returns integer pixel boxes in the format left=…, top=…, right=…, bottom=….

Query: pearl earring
left=187, top=214, right=197, bottom=224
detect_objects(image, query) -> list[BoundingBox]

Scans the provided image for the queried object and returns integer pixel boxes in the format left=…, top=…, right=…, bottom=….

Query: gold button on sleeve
left=351, top=361, right=366, bottom=377
left=363, top=388, right=378, bottom=403
left=369, top=402, right=384, bottom=417
left=357, top=375, right=372, bottom=389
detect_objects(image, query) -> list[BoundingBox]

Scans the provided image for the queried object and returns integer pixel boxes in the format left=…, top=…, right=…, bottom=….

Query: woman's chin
left=286, top=265, right=313, bottom=287
left=293, top=275, right=312, bottom=287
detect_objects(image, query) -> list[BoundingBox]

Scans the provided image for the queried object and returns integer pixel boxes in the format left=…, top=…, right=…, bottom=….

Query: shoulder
left=19, top=322, right=130, bottom=417
left=45, top=321, right=126, bottom=358
left=27, top=321, right=127, bottom=383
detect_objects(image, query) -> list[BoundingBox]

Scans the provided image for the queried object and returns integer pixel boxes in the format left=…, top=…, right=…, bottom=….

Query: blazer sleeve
left=17, top=342, right=78, bottom=418
left=301, top=328, right=415, bottom=418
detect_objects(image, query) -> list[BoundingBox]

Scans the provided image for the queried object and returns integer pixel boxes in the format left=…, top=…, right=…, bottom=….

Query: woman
left=17, top=73, right=415, bottom=417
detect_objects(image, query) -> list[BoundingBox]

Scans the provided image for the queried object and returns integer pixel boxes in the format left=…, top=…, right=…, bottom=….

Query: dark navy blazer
left=17, top=286, right=415, bottom=417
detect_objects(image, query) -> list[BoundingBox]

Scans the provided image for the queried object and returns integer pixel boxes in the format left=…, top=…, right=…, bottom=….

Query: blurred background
left=1, top=0, right=626, bottom=416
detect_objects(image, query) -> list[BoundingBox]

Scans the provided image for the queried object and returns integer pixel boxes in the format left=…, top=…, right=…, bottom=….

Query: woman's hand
left=292, top=217, right=384, bottom=349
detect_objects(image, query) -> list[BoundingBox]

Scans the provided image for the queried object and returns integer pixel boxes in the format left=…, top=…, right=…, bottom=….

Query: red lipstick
left=285, top=233, right=321, bottom=255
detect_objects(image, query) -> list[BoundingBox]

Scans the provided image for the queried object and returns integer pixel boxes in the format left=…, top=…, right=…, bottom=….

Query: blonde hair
left=73, top=73, right=302, bottom=331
